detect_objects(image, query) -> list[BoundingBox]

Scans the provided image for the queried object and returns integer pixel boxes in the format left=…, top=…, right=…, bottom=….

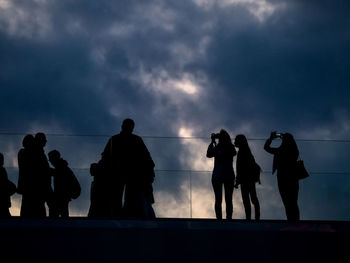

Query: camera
left=275, top=132, right=283, bottom=138
left=271, top=131, right=283, bottom=139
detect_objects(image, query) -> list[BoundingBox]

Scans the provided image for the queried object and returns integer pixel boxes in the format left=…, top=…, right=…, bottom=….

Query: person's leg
left=277, top=177, right=290, bottom=220
left=286, top=179, right=300, bottom=221
left=249, top=183, right=260, bottom=220
left=61, top=200, right=69, bottom=218
left=212, top=180, right=223, bottom=219
left=224, top=181, right=234, bottom=220
left=278, top=176, right=299, bottom=221
left=36, top=199, right=47, bottom=218
left=20, top=195, right=46, bottom=218
left=20, top=195, right=29, bottom=217
left=241, top=183, right=251, bottom=220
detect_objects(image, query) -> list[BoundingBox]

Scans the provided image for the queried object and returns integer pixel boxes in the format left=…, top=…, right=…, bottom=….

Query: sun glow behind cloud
left=131, top=67, right=204, bottom=104
left=173, top=77, right=199, bottom=95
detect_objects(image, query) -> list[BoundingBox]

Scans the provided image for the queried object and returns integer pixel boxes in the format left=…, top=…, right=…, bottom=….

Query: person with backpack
left=234, top=135, right=261, bottom=220
left=0, top=153, right=16, bottom=217
left=48, top=150, right=81, bottom=218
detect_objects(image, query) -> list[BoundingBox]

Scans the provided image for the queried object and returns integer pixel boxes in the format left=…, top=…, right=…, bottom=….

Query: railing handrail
left=0, top=132, right=350, bottom=143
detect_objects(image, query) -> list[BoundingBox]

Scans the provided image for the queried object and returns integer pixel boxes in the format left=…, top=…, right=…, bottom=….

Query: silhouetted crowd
left=16, top=132, right=81, bottom=218
left=0, top=119, right=155, bottom=220
left=0, top=119, right=307, bottom=221
left=207, top=130, right=304, bottom=221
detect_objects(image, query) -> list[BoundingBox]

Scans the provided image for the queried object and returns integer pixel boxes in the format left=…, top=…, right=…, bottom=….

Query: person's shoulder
left=18, top=148, right=25, bottom=155
left=132, top=134, right=142, bottom=140
left=110, top=133, right=124, bottom=141
left=59, top=159, right=69, bottom=167
left=133, top=134, right=147, bottom=145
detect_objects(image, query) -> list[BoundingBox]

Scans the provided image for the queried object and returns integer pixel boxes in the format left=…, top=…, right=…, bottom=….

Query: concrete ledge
left=0, top=218, right=349, bottom=262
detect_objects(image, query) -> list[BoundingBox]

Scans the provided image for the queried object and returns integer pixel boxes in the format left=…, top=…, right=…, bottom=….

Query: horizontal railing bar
left=0, top=132, right=350, bottom=143
left=4, top=166, right=350, bottom=175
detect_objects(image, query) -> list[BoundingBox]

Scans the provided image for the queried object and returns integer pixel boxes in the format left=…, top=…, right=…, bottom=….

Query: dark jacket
left=207, top=142, right=236, bottom=181
left=17, top=147, right=36, bottom=196
left=264, top=138, right=299, bottom=175
left=102, top=132, right=155, bottom=181
left=52, top=159, right=76, bottom=201
left=35, top=148, right=52, bottom=199
left=236, top=148, right=256, bottom=185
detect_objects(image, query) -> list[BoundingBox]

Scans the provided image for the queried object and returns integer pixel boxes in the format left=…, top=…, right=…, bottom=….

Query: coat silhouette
left=101, top=118, right=156, bottom=219
left=88, top=161, right=111, bottom=218
left=0, top=153, right=16, bottom=217
left=18, top=134, right=44, bottom=217
left=234, top=134, right=260, bottom=220
left=264, top=132, right=300, bottom=221
left=207, top=129, right=236, bottom=220
left=18, top=133, right=52, bottom=217
left=123, top=163, right=156, bottom=219
left=34, top=133, right=53, bottom=204
left=48, top=150, right=80, bottom=218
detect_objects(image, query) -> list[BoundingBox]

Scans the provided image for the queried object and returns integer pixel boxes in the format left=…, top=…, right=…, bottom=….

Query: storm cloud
left=1, top=0, right=350, bottom=219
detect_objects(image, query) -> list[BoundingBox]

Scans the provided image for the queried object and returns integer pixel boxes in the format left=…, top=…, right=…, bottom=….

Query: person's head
left=281, top=133, right=297, bottom=150
left=48, top=150, right=61, bottom=166
left=0, top=153, right=3, bottom=166
left=121, top=118, right=135, bottom=134
left=234, top=134, right=249, bottom=149
left=22, top=134, right=35, bottom=149
left=35, top=132, right=47, bottom=148
left=218, top=129, right=232, bottom=145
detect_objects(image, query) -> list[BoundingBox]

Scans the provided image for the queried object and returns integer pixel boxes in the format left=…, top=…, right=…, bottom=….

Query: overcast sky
left=1, top=0, right=350, bottom=220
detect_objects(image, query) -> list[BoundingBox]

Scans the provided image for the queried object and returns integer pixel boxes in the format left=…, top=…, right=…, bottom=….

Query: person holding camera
left=207, top=129, right=236, bottom=220
left=264, top=131, right=300, bottom=221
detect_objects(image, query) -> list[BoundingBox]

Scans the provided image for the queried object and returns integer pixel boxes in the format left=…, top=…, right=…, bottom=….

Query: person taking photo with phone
left=264, top=131, right=300, bottom=221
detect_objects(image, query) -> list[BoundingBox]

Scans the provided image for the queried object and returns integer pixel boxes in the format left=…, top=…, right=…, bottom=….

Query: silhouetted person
left=17, top=134, right=35, bottom=196
left=234, top=135, right=260, bottom=220
left=207, top=129, right=236, bottom=220
left=101, top=118, right=156, bottom=219
left=34, top=132, right=53, bottom=217
left=0, top=153, right=16, bottom=217
left=18, top=134, right=44, bottom=217
left=88, top=161, right=111, bottom=218
left=48, top=150, right=79, bottom=218
left=264, top=131, right=300, bottom=221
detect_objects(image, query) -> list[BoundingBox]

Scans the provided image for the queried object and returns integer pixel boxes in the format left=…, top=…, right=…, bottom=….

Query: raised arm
left=206, top=142, right=216, bottom=158
left=264, top=132, right=279, bottom=155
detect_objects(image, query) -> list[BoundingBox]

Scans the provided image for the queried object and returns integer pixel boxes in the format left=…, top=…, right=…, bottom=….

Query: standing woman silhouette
left=264, top=132, right=300, bottom=221
left=207, top=129, right=236, bottom=220
left=234, top=134, right=260, bottom=220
